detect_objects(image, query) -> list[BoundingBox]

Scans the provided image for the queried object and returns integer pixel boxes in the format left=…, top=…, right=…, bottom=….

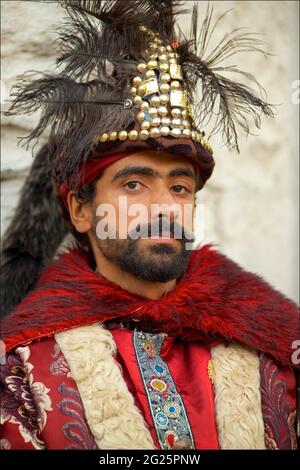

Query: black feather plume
left=55, top=0, right=188, bottom=80
left=56, top=9, right=139, bottom=81
left=0, top=144, right=67, bottom=318
left=61, top=0, right=186, bottom=30
left=6, top=72, right=134, bottom=187
left=177, top=3, right=274, bottom=151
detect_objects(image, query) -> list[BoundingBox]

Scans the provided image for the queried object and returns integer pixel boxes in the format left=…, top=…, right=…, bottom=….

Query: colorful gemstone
left=165, top=430, right=178, bottom=448
left=154, top=364, right=164, bottom=374
left=151, top=379, right=167, bottom=392
left=155, top=412, right=169, bottom=429
left=164, top=401, right=180, bottom=418
left=142, top=339, right=156, bottom=356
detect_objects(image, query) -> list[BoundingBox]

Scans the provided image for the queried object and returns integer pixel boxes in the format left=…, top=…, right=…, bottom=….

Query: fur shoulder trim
left=55, top=324, right=155, bottom=450
left=2, top=244, right=299, bottom=368
left=211, top=343, right=266, bottom=449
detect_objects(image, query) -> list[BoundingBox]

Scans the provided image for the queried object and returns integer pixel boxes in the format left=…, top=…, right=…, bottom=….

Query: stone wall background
left=1, top=1, right=299, bottom=302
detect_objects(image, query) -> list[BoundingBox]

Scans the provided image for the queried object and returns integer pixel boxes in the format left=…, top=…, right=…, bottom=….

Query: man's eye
left=124, top=181, right=142, bottom=191
left=172, top=185, right=189, bottom=194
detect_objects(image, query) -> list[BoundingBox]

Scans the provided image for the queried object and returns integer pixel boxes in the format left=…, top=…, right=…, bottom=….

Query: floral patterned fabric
left=0, top=347, right=51, bottom=449
left=259, top=353, right=298, bottom=450
left=0, top=337, right=97, bottom=450
left=0, top=334, right=297, bottom=450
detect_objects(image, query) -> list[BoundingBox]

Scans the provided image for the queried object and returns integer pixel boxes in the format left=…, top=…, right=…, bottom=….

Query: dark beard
left=93, top=220, right=194, bottom=283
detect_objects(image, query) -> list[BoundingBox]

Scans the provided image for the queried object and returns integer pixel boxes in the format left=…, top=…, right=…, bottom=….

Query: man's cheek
left=178, top=203, right=194, bottom=239
left=95, top=203, right=117, bottom=240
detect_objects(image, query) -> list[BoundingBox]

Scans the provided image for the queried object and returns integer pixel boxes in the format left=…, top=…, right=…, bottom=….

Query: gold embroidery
left=207, top=359, right=215, bottom=384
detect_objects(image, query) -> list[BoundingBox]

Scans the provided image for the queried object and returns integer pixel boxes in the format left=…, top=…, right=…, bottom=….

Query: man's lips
left=141, top=233, right=177, bottom=243
left=152, top=237, right=176, bottom=244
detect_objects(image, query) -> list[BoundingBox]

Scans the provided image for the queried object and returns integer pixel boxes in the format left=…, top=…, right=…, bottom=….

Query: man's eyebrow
left=111, top=166, right=158, bottom=183
left=168, top=168, right=197, bottom=182
left=111, top=166, right=197, bottom=183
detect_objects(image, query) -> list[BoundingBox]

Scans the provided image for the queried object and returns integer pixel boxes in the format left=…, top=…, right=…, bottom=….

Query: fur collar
left=1, top=244, right=299, bottom=367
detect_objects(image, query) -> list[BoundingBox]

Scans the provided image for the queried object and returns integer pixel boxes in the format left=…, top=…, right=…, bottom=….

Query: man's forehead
left=106, top=150, right=195, bottom=175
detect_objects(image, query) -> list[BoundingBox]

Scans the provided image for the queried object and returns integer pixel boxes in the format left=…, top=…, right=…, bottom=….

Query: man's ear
left=67, top=191, right=92, bottom=233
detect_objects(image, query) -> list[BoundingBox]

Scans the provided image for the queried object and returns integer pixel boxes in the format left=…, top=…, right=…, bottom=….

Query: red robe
left=0, top=245, right=299, bottom=449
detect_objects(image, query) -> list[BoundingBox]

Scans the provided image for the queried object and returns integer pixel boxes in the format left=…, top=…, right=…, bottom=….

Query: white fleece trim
left=55, top=324, right=155, bottom=450
left=211, top=343, right=266, bottom=449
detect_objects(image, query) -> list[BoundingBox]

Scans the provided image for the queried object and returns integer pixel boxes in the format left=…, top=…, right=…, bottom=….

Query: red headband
left=58, top=152, right=131, bottom=208
left=58, top=151, right=200, bottom=209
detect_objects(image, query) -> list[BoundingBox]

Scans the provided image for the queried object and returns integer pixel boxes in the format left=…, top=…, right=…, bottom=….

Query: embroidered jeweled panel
left=133, top=330, right=195, bottom=449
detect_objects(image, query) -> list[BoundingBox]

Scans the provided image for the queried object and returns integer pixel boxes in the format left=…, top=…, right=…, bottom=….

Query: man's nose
left=150, top=185, right=179, bottom=222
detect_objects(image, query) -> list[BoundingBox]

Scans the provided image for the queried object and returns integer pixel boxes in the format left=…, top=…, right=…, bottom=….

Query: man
left=0, top=1, right=299, bottom=450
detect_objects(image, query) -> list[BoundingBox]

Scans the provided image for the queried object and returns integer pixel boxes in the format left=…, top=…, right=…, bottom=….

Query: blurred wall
left=1, top=1, right=299, bottom=301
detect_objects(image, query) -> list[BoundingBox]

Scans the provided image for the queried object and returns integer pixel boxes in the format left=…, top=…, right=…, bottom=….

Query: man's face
left=88, top=150, right=197, bottom=282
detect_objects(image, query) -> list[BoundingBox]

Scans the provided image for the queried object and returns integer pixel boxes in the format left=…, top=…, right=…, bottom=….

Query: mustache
left=128, top=219, right=194, bottom=243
